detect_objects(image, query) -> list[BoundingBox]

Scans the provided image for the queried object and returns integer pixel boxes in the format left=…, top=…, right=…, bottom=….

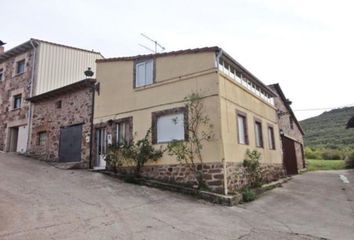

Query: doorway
left=95, top=128, right=107, bottom=169
left=281, top=135, right=298, bottom=175
left=59, top=124, right=82, bottom=162
left=8, top=127, right=19, bottom=152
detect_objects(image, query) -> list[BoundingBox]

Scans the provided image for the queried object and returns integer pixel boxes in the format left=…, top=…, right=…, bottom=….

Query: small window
left=116, top=120, right=131, bottom=145
left=0, top=68, right=3, bottom=81
left=254, top=120, right=263, bottom=148
left=289, top=116, right=294, bottom=129
left=16, top=59, right=25, bottom=74
left=237, top=112, right=248, bottom=144
left=38, top=131, right=47, bottom=146
left=135, top=59, right=153, bottom=87
left=268, top=126, right=276, bottom=150
left=13, top=94, right=22, bottom=109
left=55, top=100, right=62, bottom=109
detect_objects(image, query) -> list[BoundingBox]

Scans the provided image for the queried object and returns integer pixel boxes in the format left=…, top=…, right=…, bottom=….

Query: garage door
left=59, top=124, right=82, bottom=162
left=281, top=135, right=298, bottom=175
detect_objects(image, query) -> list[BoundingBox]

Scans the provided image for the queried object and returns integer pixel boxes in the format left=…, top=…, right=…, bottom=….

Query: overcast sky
left=2, top=0, right=353, bottom=120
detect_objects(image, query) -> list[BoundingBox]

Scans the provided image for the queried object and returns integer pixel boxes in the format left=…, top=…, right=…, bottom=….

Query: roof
left=0, top=38, right=103, bottom=63
left=27, top=78, right=96, bottom=103
left=346, top=116, right=354, bottom=129
left=96, top=46, right=275, bottom=96
left=96, top=46, right=219, bottom=63
left=268, top=83, right=304, bottom=135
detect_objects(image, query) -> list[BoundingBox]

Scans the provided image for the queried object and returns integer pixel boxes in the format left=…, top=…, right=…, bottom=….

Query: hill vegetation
left=300, top=107, right=354, bottom=161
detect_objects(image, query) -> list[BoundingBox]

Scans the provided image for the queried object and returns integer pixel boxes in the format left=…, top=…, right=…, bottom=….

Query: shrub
left=243, top=149, right=262, bottom=188
left=321, top=149, right=342, bottom=160
left=242, top=187, right=256, bottom=202
left=345, top=152, right=354, bottom=169
left=304, top=147, right=321, bottom=159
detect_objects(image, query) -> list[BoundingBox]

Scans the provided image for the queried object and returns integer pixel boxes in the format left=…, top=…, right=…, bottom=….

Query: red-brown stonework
left=28, top=85, right=94, bottom=168
left=0, top=49, right=34, bottom=151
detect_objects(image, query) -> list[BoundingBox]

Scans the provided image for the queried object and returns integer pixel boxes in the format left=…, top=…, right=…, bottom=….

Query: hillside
left=300, top=107, right=354, bottom=148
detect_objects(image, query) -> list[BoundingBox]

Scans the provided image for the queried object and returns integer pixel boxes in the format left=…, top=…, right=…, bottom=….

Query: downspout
left=88, top=81, right=96, bottom=169
left=216, top=49, right=228, bottom=196
left=26, top=40, right=37, bottom=154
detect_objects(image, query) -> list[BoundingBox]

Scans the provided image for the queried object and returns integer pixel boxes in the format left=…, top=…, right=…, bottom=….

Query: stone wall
left=107, top=161, right=285, bottom=194
left=28, top=86, right=94, bottom=167
left=0, top=50, right=34, bottom=151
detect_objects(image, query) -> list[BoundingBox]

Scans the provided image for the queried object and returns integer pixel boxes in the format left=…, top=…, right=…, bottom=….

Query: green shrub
left=243, top=149, right=262, bottom=188
left=304, top=147, right=321, bottom=159
left=321, top=149, right=342, bottom=160
left=242, top=188, right=256, bottom=202
left=345, top=152, right=354, bottom=169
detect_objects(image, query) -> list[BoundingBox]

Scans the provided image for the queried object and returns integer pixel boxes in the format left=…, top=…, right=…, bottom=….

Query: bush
left=304, top=147, right=321, bottom=159
left=243, top=149, right=262, bottom=188
left=242, top=188, right=256, bottom=202
left=345, top=152, right=354, bottom=169
left=321, top=149, right=342, bottom=160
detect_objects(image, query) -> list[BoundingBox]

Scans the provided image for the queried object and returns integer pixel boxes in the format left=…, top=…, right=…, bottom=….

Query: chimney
left=0, top=40, right=6, bottom=54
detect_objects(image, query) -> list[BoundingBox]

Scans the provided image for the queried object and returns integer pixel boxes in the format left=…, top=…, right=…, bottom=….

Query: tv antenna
left=139, top=33, right=166, bottom=53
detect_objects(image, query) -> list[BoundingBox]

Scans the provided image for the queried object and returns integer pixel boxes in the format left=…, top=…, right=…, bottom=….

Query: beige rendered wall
left=94, top=52, right=224, bottom=165
left=218, top=73, right=283, bottom=164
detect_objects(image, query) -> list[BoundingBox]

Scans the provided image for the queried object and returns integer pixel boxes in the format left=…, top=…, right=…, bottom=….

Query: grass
left=306, top=159, right=346, bottom=171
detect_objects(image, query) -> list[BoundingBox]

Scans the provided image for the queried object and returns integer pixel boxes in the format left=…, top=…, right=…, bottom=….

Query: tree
left=167, top=93, right=214, bottom=189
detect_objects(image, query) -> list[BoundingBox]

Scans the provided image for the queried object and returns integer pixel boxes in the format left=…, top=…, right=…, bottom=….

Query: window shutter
left=145, top=60, right=153, bottom=85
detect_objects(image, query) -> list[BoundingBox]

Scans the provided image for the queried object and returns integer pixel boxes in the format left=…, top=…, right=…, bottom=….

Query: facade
left=27, top=79, right=96, bottom=167
left=94, top=47, right=284, bottom=194
left=0, top=39, right=102, bottom=155
left=268, top=84, right=305, bottom=174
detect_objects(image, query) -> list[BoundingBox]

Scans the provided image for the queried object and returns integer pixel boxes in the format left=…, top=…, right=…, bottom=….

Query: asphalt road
left=0, top=153, right=353, bottom=240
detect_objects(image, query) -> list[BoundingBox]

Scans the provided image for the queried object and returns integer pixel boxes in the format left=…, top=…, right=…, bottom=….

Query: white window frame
left=135, top=59, right=154, bottom=87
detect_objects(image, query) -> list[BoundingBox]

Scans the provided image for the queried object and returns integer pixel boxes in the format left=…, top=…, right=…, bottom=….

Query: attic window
left=290, top=116, right=294, bottom=129
left=55, top=100, right=62, bottom=109
left=135, top=59, right=154, bottom=87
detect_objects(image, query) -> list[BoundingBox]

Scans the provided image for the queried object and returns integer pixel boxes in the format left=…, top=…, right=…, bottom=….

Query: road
left=0, top=153, right=353, bottom=240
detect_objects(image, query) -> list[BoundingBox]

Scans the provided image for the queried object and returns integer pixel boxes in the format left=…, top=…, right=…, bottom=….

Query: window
left=289, top=116, right=294, bottom=129
left=55, top=100, right=62, bottom=109
left=13, top=94, right=22, bottom=109
left=237, top=112, right=248, bottom=144
left=116, top=120, right=131, bottom=145
left=268, top=126, right=276, bottom=150
left=16, top=59, right=25, bottom=74
left=254, top=120, right=263, bottom=148
left=38, top=131, right=47, bottom=146
left=0, top=68, right=3, bottom=81
left=135, top=59, right=153, bottom=87
left=152, top=108, right=187, bottom=144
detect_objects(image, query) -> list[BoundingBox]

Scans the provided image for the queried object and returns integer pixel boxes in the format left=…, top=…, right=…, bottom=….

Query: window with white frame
left=135, top=59, right=153, bottom=87
left=254, top=120, right=263, bottom=148
left=237, top=112, right=248, bottom=144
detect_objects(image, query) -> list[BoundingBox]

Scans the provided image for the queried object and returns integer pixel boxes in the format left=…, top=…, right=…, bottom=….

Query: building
left=268, top=83, right=305, bottom=174
left=0, top=39, right=102, bottom=155
left=93, top=47, right=284, bottom=194
left=27, top=78, right=96, bottom=167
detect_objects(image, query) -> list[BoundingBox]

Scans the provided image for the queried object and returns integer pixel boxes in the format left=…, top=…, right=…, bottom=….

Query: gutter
left=89, top=82, right=97, bottom=169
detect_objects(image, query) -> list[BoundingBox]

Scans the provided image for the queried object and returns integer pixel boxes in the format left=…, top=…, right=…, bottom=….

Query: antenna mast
left=139, top=33, right=166, bottom=53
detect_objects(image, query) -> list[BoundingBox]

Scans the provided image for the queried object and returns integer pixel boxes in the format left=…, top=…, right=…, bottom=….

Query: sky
left=2, top=0, right=354, bottom=120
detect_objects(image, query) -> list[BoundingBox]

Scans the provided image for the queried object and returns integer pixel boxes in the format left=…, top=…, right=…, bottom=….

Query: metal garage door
left=59, top=124, right=82, bottom=162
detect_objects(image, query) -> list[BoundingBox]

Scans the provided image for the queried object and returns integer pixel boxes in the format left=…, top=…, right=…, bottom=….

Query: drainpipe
left=88, top=81, right=96, bottom=169
left=26, top=39, right=37, bottom=154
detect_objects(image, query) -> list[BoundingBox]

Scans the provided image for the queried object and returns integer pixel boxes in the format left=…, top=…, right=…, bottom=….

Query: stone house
left=27, top=79, right=96, bottom=167
left=0, top=39, right=102, bottom=156
left=93, top=47, right=285, bottom=194
left=268, top=83, right=305, bottom=174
